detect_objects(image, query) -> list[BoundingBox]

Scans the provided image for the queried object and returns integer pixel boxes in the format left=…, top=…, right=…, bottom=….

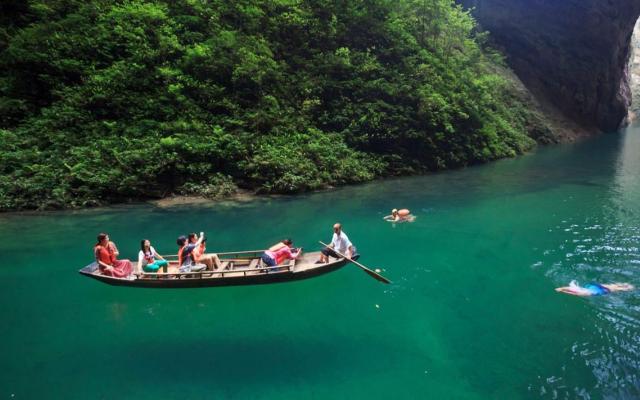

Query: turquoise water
left=2, top=126, right=640, bottom=399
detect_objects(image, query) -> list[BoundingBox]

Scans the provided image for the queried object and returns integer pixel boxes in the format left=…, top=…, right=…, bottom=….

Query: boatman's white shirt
left=331, top=231, right=352, bottom=254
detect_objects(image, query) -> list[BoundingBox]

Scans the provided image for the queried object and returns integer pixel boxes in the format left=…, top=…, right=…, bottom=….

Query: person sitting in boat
left=318, top=223, right=357, bottom=263
left=261, top=239, right=302, bottom=268
left=187, top=232, right=222, bottom=270
left=555, top=280, right=634, bottom=296
left=137, top=239, right=169, bottom=274
left=107, top=238, right=120, bottom=257
left=94, top=233, right=133, bottom=278
left=383, top=208, right=415, bottom=222
left=177, top=233, right=207, bottom=272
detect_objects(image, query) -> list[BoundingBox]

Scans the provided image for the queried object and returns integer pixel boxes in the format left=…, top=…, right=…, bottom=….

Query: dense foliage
left=0, top=0, right=538, bottom=210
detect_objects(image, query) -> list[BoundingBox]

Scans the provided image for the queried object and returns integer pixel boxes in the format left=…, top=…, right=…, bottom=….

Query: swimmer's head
left=392, top=208, right=398, bottom=215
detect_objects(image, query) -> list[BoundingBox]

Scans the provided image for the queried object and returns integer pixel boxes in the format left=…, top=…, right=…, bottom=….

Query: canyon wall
left=460, top=0, right=640, bottom=132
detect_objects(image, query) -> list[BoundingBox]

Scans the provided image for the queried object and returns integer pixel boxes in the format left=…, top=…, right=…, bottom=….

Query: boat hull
left=78, top=251, right=348, bottom=288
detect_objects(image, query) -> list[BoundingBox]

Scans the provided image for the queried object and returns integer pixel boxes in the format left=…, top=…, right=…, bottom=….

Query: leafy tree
left=0, top=0, right=538, bottom=210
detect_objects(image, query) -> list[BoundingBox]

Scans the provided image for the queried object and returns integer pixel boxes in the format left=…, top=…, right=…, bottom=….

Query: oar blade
left=362, top=267, right=392, bottom=284
left=318, top=241, right=391, bottom=284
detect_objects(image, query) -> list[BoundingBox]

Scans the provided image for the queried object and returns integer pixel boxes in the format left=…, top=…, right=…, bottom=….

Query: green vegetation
left=0, top=0, right=539, bottom=210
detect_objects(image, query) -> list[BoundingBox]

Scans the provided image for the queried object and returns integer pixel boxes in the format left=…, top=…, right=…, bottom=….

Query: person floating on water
left=555, top=280, right=634, bottom=296
left=383, top=208, right=416, bottom=223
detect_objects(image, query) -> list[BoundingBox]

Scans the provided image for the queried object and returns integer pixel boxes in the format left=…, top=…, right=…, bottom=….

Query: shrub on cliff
left=0, top=0, right=535, bottom=210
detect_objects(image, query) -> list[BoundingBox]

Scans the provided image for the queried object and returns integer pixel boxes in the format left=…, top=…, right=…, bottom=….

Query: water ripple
left=535, top=215, right=640, bottom=398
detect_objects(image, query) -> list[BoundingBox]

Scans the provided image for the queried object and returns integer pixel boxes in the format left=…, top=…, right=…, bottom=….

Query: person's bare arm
left=346, top=246, right=354, bottom=259
left=195, top=232, right=205, bottom=247
left=109, top=241, right=120, bottom=256
left=96, top=249, right=113, bottom=270
left=291, top=247, right=303, bottom=259
left=102, top=262, right=113, bottom=269
left=555, top=287, right=590, bottom=296
left=97, top=259, right=113, bottom=270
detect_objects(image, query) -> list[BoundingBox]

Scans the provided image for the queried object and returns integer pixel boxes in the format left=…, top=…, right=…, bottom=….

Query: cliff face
left=460, top=0, right=640, bottom=132
left=629, top=19, right=640, bottom=122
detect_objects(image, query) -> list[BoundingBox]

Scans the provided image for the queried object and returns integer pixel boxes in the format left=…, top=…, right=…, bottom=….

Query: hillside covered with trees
left=0, top=0, right=546, bottom=210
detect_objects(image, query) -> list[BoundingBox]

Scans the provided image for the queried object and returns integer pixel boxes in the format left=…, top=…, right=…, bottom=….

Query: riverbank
left=149, top=190, right=265, bottom=208
left=0, top=119, right=603, bottom=215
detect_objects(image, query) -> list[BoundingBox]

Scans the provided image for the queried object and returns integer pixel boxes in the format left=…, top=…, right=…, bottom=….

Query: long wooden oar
left=319, top=241, right=391, bottom=284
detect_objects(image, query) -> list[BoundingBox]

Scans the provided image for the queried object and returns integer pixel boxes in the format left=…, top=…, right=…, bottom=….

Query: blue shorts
left=261, top=253, right=277, bottom=267
left=584, top=283, right=610, bottom=296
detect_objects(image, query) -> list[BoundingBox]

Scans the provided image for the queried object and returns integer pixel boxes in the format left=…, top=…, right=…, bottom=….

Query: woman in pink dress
left=94, top=233, right=132, bottom=278
left=261, top=239, right=301, bottom=268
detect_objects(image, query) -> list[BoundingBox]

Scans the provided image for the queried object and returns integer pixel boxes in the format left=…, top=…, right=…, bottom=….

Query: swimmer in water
left=555, top=280, right=634, bottom=296
left=383, top=208, right=416, bottom=223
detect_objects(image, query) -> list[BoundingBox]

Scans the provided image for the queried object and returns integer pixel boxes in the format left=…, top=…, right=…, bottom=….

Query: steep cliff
left=629, top=19, right=640, bottom=122
left=460, top=0, right=640, bottom=132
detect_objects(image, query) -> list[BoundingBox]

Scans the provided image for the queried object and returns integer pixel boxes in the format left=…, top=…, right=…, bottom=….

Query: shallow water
left=2, top=125, right=640, bottom=399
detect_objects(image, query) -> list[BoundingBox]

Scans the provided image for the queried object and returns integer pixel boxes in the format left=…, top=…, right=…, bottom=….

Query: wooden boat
left=78, top=250, right=349, bottom=288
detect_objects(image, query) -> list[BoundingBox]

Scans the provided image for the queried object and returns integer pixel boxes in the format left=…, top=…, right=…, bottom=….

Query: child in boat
left=137, top=239, right=169, bottom=274
left=261, top=239, right=301, bottom=267
left=555, top=280, right=634, bottom=296
left=94, top=233, right=132, bottom=278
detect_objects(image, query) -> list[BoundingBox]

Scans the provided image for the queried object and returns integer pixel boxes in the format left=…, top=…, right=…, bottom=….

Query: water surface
left=2, top=126, right=640, bottom=399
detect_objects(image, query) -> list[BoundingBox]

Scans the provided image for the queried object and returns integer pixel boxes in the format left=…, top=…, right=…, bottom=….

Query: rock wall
left=460, top=0, right=640, bottom=132
left=628, top=19, right=640, bottom=122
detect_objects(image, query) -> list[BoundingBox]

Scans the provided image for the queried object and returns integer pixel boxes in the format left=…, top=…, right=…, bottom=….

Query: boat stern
left=79, top=262, right=99, bottom=276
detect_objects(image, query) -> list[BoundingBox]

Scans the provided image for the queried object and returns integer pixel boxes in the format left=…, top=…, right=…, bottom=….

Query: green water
left=2, top=126, right=640, bottom=399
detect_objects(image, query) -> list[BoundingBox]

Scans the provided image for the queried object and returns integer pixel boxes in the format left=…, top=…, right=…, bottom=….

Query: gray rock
left=459, top=0, right=640, bottom=132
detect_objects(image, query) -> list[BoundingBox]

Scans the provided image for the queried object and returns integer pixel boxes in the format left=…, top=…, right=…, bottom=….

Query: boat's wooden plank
left=163, top=250, right=264, bottom=258
left=216, top=250, right=264, bottom=257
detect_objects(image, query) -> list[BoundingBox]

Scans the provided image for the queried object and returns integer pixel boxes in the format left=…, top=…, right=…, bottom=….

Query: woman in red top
left=94, top=233, right=132, bottom=278
left=261, top=239, right=301, bottom=267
